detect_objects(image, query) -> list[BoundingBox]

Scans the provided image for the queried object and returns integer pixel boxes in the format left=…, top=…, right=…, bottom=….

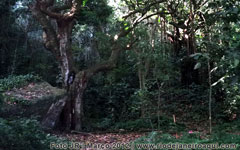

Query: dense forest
left=0, top=0, right=240, bottom=149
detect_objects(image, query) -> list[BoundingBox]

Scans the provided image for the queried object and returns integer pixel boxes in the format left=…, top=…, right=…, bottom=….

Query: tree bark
left=30, top=0, right=83, bottom=130
left=42, top=96, right=68, bottom=129
left=69, top=71, right=88, bottom=131
left=30, top=0, right=164, bottom=131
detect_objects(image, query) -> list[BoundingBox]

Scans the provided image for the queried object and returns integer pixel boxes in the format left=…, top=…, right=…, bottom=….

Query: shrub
left=0, top=118, right=68, bottom=150
left=0, top=74, right=41, bottom=91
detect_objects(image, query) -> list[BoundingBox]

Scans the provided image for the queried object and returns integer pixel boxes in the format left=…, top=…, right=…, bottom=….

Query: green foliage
left=0, top=0, right=23, bottom=77
left=0, top=118, right=68, bottom=150
left=0, top=0, right=239, bottom=141
left=0, top=74, right=41, bottom=91
left=0, top=93, right=3, bottom=107
left=208, top=20, right=240, bottom=119
left=214, top=120, right=240, bottom=133
left=2, top=94, right=31, bottom=106
left=83, top=55, right=138, bottom=130
left=82, top=0, right=88, bottom=6
left=127, top=87, right=158, bottom=120
left=84, top=73, right=136, bottom=129
left=26, top=51, right=59, bottom=86
left=89, top=118, right=114, bottom=131
left=222, top=83, right=240, bottom=117
left=76, top=0, right=112, bottom=25
left=0, top=0, right=59, bottom=85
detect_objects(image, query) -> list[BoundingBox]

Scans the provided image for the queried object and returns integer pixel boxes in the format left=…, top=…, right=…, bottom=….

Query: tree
left=30, top=0, right=166, bottom=131
left=0, top=0, right=25, bottom=77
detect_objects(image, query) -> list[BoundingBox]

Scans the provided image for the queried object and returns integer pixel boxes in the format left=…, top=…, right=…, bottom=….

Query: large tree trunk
left=30, top=0, right=157, bottom=131
left=58, top=19, right=75, bottom=86
left=58, top=71, right=88, bottom=131
left=30, top=0, right=83, bottom=130
left=69, top=71, right=88, bottom=131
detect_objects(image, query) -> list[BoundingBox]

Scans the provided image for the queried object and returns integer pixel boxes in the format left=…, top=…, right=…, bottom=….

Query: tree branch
left=123, top=0, right=166, bottom=19
left=81, top=11, right=167, bottom=79
left=39, top=0, right=82, bottom=20
left=29, top=1, right=60, bottom=60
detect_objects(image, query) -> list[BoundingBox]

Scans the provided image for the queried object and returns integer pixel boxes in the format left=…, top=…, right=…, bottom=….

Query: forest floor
left=3, top=82, right=240, bottom=148
left=55, top=131, right=148, bottom=144
left=2, top=82, right=214, bottom=143
left=53, top=126, right=208, bottom=145
left=52, top=117, right=212, bottom=145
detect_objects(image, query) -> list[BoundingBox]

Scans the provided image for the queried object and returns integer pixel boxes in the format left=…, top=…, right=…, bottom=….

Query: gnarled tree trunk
left=30, top=0, right=164, bottom=131
left=30, top=0, right=88, bottom=131
left=30, top=0, right=122, bottom=130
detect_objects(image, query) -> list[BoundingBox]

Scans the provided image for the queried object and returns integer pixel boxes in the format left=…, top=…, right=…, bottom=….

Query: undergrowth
left=0, top=74, right=41, bottom=92
left=0, top=118, right=69, bottom=150
left=132, top=120, right=240, bottom=150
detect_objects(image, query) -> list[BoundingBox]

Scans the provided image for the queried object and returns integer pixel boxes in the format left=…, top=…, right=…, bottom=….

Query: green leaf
left=234, top=59, right=239, bottom=68
left=190, top=53, right=202, bottom=60
left=83, top=0, right=88, bottom=6
left=194, top=62, right=201, bottom=70
left=202, top=53, right=210, bottom=59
